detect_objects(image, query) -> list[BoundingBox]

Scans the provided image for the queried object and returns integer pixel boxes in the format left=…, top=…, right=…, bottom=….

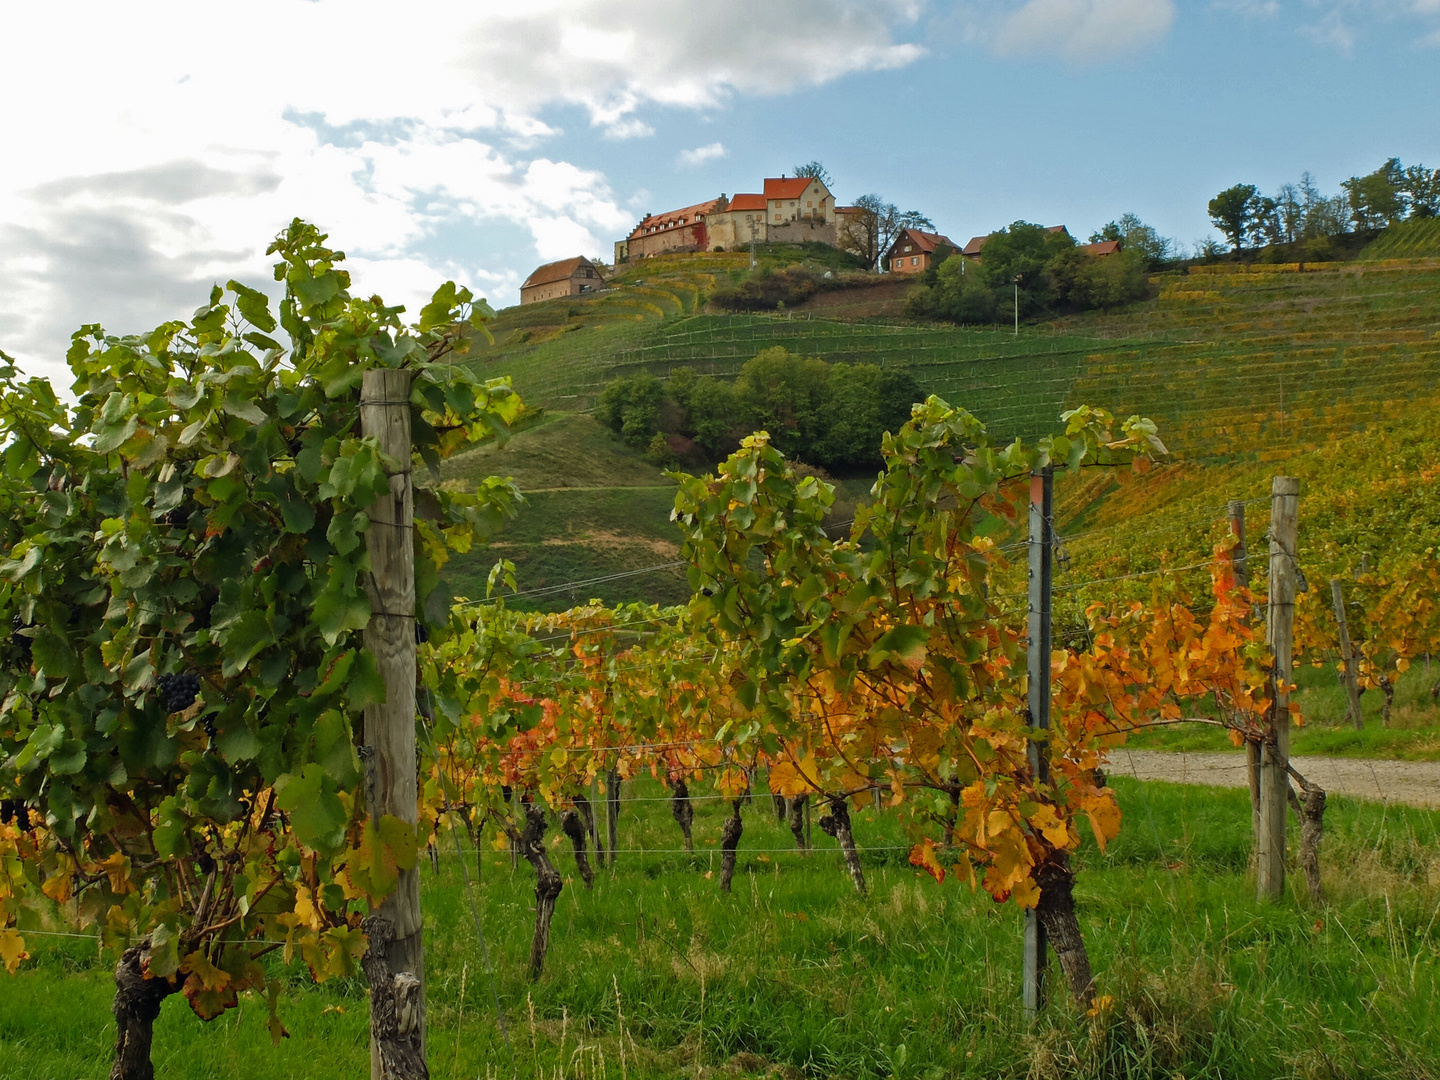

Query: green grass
left=1125, top=662, right=1440, bottom=759
left=435, top=413, right=687, bottom=611
left=5, top=776, right=1440, bottom=1080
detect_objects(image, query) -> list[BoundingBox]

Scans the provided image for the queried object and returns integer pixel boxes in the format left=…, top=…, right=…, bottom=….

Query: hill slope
left=447, top=256, right=1440, bottom=611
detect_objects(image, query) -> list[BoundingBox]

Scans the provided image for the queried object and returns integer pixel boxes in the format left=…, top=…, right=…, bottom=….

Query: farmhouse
left=520, top=256, right=604, bottom=305
left=887, top=228, right=960, bottom=274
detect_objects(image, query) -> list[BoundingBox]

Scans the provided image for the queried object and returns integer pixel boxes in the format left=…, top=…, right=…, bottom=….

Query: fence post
left=1023, top=466, right=1053, bottom=1016
left=1258, top=476, right=1299, bottom=902
left=1229, top=501, right=1262, bottom=842
left=360, top=368, right=425, bottom=1075
left=1330, top=579, right=1364, bottom=730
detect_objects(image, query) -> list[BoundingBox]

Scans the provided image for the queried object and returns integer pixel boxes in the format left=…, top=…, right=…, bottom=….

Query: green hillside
left=447, top=256, right=1440, bottom=611
left=1359, top=217, right=1440, bottom=260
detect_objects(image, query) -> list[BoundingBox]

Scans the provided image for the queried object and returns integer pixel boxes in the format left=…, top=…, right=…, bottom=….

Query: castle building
left=614, top=199, right=721, bottom=263
left=519, top=256, right=604, bottom=305
left=615, top=176, right=840, bottom=262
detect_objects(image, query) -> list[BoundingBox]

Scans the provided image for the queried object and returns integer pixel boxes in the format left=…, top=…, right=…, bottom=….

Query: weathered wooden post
left=1024, top=467, right=1053, bottom=1016
left=1258, top=477, right=1299, bottom=902
left=1330, top=578, right=1364, bottom=731
left=361, top=368, right=426, bottom=1078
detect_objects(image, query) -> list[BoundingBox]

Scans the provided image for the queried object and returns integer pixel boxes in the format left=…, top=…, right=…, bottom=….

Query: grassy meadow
left=4, top=775, right=1440, bottom=1080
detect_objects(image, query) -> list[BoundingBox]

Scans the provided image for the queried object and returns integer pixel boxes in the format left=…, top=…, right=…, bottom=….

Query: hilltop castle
left=614, top=176, right=858, bottom=262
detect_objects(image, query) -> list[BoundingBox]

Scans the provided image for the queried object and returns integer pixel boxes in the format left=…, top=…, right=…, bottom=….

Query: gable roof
left=627, top=198, right=721, bottom=239
left=522, top=256, right=597, bottom=290
left=726, top=193, right=767, bottom=212
left=890, top=228, right=958, bottom=256
left=1081, top=239, right=1122, bottom=256
left=763, top=176, right=816, bottom=200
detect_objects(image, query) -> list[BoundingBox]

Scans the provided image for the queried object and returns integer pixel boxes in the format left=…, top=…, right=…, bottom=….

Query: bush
left=710, top=266, right=820, bottom=311
left=596, top=372, right=664, bottom=448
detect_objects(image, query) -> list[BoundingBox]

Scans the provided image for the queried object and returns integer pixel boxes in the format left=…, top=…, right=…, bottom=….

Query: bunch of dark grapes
left=0, top=798, right=27, bottom=826
left=202, top=714, right=217, bottom=742
left=157, top=672, right=201, bottom=713
left=415, top=621, right=429, bottom=645
left=163, top=505, right=192, bottom=528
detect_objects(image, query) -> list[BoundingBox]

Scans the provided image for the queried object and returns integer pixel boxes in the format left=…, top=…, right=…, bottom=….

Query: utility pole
left=1228, top=500, right=1261, bottom=841
left=360, top=368, right=425, bottom=1077
left=1330, top=579, right=1364, bottom=730
left=1258, top=476, right=1299, bottom=901
left=1023, top=466, right=1053, bottom=1017
left=1014, top=277, right=1021, bottom=337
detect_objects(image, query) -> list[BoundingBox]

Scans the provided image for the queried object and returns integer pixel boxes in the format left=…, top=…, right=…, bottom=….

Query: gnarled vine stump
left=560, top=807, right=595, bottom=888
left=361, top=915, right=429, bottom=1079
left=818, top=795, right=866, bottom=894
left=110, top=938, right=180, bottom=1080
left=512, top=803, right=564, bottom=977
left=670, top=777, right=694, bottom=852
left=1034, top=856, right=1094, bottom=1006
left=719, top=798, right=745, bottom=893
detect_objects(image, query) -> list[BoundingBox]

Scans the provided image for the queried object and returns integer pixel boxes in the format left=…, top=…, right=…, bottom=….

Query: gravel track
left=1114, top=750, right=1440, bottom=809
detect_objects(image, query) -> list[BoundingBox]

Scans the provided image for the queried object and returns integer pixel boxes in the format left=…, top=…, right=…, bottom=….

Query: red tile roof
left=1081, top=239, right=1122, bottom=256
left=627, top=198, right=721, bottom=239
left=727, top=193, right=767, bottom=212
left=763, top=176, right=814, bottom=200
left=891, top=228, right=958, bottom=256
left=522, top=256, right=599, bottom=289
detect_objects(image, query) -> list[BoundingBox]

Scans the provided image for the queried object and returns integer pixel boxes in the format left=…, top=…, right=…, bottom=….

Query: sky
left=1, top=0, right=1436, bottom=386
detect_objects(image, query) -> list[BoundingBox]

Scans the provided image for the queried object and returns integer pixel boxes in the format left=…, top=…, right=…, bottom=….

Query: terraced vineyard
left=1358, top=217, right=1440, bottom=260
left=1059, top=261, right=1440, bottom=459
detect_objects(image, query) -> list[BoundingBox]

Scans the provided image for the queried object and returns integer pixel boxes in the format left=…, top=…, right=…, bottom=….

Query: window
left=806, top=200, right=812, bottom=207
left=904, top=245, right=912, bottom=253
left=911, top=257, right=919, bottom=266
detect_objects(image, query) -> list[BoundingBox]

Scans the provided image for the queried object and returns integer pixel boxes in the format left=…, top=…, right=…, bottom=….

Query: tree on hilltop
left=792, top=160, right=833, bottom=187
left=1208, top=183, right=1263, bottom=252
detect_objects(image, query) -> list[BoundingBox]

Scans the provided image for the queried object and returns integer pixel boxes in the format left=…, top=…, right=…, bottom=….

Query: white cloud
left=987, top=0, right=1178, bottom=62
left=678, top=143, right=728, bottom=167
left=0, top=0, right=925, bottom=383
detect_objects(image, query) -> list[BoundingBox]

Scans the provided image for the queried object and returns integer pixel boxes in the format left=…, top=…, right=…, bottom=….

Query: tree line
left=595, top=347, right=923, bottom=473
left=1208, top=157, right=1438, bottom=257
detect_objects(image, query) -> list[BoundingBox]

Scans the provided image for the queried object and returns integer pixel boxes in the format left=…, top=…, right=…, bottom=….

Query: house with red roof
left=519, top=256, right=605, bottom=305
left=886, top=228, right=960, bottom=274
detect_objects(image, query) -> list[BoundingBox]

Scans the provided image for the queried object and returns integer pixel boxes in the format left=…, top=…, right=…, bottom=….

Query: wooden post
left=1258, top=476, right=1299, bottom=902
left=1330, top=579, right=1364, bottom=731
left=1230, top=501, right=1262, bottom=842
left=1023, top=467, right=1053, bottom=1016
left=361, top=368, right=425, bottom=1077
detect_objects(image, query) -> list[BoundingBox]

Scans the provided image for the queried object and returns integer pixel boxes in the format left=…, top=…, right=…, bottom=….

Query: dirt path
left=1114, top=750, right=1440, bottom=809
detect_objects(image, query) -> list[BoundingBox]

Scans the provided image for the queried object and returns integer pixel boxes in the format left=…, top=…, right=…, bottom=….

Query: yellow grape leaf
left=908, top=840, right=945, bottom=884
left=0, top=929, right=29, bottom=974
left=99, top=853, right=133, bottom=894
left=987, top=824, right=1030, bottom=892
left=1227, top=728, right=1245, bottom=748
left=180, top=950, right=235, bottom=1021
left=1010, top=876, right=1040, bottom=909
left=768, top=758, right=814, bottom=798
left=320, top=925, right=368, bottom=981
left=180, top=949, right=232, bottom=990
left=1028, top=804, right=1071, bottom=850
left=1084, top=792, right=1122, bottom=852
left=41, top=872, right=72, bottom=903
